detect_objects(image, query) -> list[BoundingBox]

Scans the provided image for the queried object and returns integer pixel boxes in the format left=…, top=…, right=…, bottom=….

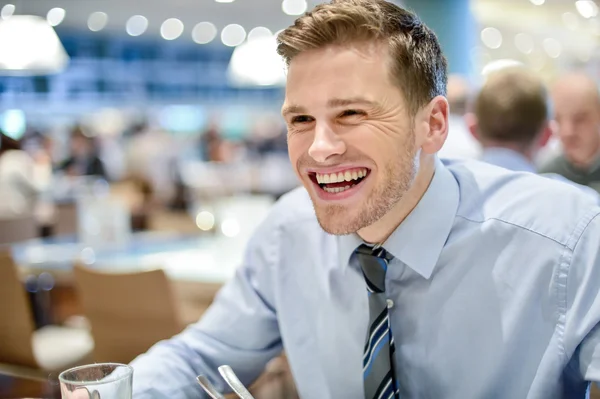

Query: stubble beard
left=310, top=131, right=417, bottom=235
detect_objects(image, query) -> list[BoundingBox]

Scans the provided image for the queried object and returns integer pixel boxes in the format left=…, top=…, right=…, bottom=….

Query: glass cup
left=59, top=363, right=133, bottom=399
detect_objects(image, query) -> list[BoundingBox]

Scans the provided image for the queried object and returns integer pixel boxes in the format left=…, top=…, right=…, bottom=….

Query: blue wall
left=398, top=0, right=475, bottom=76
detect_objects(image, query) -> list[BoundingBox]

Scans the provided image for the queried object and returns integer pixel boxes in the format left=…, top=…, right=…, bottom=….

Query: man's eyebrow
left=281, top=104, right=307, bottom=117
left=327, top=97, right=379, bottom=108
left=281, top=97, right=379, bottom=116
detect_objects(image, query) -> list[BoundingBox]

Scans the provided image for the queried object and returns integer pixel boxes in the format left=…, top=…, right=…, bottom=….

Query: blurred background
left=1, top=0, right=600, bottom=397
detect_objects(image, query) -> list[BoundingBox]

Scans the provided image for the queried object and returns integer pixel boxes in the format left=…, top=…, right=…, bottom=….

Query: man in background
left=469, top=67, right=598, bottom=198
left=539, top=72, right=600, bottom=192
left=468, top=67, right=550, bottom=173
left=437, top=74, right=481, bottom=160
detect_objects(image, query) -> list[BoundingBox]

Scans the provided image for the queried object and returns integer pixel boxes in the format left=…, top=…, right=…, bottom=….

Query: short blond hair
left=474, top=67, right=549, bottom=145
left=276, top=0, right=447, bottom=115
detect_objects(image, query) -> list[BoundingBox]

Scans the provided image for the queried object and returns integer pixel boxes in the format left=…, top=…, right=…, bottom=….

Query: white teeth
left=316, top=168, right=368, bottom=184
left=323, top=184, right=356, bottom=194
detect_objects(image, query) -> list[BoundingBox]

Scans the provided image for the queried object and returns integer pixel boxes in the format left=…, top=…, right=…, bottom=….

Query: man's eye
left=291, top=115, right=314, bottom=124
left=339, top=109, right=365, bottom=118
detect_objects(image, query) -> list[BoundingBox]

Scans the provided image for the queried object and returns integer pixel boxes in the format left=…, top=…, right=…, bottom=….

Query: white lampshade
left=0, top=15, right=69, bottom=75
left=227, top=36, right=287, bottom=87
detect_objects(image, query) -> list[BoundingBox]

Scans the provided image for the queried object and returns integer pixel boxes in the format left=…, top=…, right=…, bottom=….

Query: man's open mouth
left=309, top=168, right=370, bottom=194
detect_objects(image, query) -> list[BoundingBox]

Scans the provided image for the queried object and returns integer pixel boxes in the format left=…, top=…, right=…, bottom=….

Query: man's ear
left=421, top=95, right=449, bottom=154
left=538, top=122, right=553, bottom=148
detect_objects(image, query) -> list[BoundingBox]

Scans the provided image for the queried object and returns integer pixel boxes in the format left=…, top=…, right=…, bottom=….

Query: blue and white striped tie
left=355, top=244, right=399, bottom=399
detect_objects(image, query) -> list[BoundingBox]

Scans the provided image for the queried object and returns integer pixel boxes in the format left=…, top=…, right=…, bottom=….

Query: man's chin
left=313, top=204, right=362, bottom=235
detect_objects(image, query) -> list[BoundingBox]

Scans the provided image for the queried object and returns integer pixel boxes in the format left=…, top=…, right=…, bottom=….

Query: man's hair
left=474, top=67, right=549, bottom=146
left=276, top=0, right=447, bottom=115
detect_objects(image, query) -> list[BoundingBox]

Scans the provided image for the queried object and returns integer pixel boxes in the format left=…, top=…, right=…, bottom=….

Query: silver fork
left=196, top=375, right=226, bottom=399
left=218, top=365, right=255, bottom=399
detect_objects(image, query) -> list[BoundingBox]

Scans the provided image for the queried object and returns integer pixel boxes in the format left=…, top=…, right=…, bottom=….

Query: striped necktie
left=355, top=244, right=399, bottom=399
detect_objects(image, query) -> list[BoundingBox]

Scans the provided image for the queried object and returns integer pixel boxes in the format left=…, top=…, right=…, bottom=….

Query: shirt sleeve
left=130, top=214, right=283, bottom=399
left=562, top=211, right=600, bottom=382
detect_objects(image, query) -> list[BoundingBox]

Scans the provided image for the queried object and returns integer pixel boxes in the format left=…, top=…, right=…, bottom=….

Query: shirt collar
left=480, top=147, right=535, bottom=173
left=336, top=157, right=460, bottom=279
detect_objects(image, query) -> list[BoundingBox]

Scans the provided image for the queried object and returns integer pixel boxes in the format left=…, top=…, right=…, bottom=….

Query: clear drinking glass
left=59, top=363, right=133, bottom=399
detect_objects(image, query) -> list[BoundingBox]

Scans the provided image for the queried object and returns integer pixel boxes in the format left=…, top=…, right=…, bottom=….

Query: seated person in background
left=130, top=1, right=600, bottom=398
left=468, top=66, right=598, bottom=198
left=539, top=72, right=600, bottom=192
left=58, top=126, right=107, bottom=180
left=0, top=132, right=50, bottom=216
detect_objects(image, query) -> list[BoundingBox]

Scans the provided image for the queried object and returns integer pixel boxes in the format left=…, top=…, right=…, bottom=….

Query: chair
left=0, top=251, right=93, bottom=376
left=0, top=214, right=38, bottom=245
left=73, top=264, right=183, bottom=364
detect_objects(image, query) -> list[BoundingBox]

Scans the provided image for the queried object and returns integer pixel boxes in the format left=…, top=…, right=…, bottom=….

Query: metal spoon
left=218, top=365, right=255, bottom=399
left=196, top=375, right=226, bottom=399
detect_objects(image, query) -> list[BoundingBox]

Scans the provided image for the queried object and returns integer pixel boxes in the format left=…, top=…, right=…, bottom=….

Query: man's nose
left=308, top=123, right=346, bottom=163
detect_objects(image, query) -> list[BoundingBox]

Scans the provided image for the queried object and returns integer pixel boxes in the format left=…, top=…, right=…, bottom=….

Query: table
left=11, top=231, right=247, bottom=284
left=10, top=230, right=254, bottom=326
left=0, top=369, right=60, bottom=399
left=12, top=194, right=275, bottom=285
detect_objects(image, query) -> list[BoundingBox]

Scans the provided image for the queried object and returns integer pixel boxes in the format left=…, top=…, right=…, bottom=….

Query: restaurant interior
left=0, top=0, right=599, bottom=397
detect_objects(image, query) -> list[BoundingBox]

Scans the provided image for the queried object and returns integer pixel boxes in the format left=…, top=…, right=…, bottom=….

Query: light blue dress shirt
left=481, top=147, right=599, bottom=200
left=130, top=158, right=600, bottom=399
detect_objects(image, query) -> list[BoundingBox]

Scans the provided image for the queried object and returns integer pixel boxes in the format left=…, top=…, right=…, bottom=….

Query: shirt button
left=386, top=299, right=394, bottom=309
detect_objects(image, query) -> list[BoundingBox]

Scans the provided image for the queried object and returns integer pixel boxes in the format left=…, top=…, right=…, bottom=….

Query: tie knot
left=355, top=244, right=391, bottom=293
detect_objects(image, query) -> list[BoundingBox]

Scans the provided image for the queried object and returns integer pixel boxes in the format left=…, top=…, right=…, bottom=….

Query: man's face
left=71, top=136, right=91, bottom=158
left=283, top=42, right=424, bottom=235
left=552, top=85, right=600, bottom=167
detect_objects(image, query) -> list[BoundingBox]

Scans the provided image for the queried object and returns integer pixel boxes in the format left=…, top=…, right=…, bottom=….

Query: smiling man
left=130, top=1, right=600, bottom=399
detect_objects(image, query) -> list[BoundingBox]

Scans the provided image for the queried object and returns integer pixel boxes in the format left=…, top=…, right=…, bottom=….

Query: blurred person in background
left=437, top=74, right=481, bottom=160
left=0, top=131, right=50, bottom=216
left=469, top=67, right=551, bottom=172
left=125, top=120, right=178, bottom=207
left=539, top=72, right=600, bottom=192
left=58, top=125, right=108, bottom=180
left=130, top=1, right=600, bottom=398
left=468, top=66, right=597, bottom=198
left=199, top=119, right=231, bottom=162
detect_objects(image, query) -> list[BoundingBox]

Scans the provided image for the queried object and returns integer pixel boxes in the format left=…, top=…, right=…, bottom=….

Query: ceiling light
left=562, top=12, right=579, bottom=30
left=87, top=12, right=108, bottom=32
left=192, top=22, right=217, bottom=44
left=0, top=15, right=69, bottom=75
left=576, top=0, right=598, bottom=18
left=514, top=33, right=533, bottom=54
left=542, top=38, right=561, bottom=58
left=579, top=49, right=592, bottom=62
left=248, top=27, right=272, bottom=42
left=221, top=24, right=246, bottom=47
left=161, top=18, right=184, bottom=40
left=228, top=36, right=286, bottom=87
left=215, top=0, right=235, bottom=3
left=1, top=4, right=14, bottom=20
left=529, top=0, right=545, bottom=5
left=282, top=0, right=307, bottom=16
left=126, top=15, right=148, bottom=37
left=46, top=7, right=65, bottom=27
left=480, top=27, right=502, bottom=49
